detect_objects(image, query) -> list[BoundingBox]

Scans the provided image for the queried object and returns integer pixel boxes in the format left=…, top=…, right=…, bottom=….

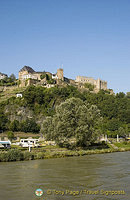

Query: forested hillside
left=0, top=85, right=129, bottom=138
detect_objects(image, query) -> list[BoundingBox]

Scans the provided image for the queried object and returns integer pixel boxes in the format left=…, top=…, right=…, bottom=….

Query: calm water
left=0, top=152, right=129, bottom=200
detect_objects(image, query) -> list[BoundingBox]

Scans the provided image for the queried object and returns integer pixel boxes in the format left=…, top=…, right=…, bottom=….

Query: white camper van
left=0, top=140, right=11, bottom=149
left=19, top=139, right=39, bottom=148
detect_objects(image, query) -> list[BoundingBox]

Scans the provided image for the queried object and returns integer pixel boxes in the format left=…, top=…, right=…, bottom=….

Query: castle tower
left=19, top=66, right=35, bottom=81
left=57, top=68, right=64, bottom=81
left=97, top=78, right=101, bottom=90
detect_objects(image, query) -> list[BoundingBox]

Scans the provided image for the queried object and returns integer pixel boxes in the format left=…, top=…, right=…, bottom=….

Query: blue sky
left=0, top=0, right=130, bottom=93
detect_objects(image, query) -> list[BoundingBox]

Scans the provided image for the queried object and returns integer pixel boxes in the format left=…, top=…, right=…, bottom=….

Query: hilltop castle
left=18, top=66, right=107, bottom=91
left=75, top=76, right=107, bottom=90
left=19, top=66, right=64, bottom=87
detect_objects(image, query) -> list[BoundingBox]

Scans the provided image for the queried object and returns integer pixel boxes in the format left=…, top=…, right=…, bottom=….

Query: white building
left=16, top=94, right=23, bottom=98
left=0, top=72, right=8, bottom=80
left=52, top=74, right=58, bottom=79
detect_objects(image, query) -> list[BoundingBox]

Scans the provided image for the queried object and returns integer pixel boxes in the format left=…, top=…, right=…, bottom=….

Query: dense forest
left=0, top=85, right=129, bottom=139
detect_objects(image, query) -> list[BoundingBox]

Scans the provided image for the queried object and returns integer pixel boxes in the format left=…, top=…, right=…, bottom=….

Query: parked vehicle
left=0, top=140, right=11, bottom=149
left=19, top=139, right=40, bottom=148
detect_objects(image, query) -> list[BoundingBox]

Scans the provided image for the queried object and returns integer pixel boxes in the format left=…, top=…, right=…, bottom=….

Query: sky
left=0, top=0, right=130, bottom=93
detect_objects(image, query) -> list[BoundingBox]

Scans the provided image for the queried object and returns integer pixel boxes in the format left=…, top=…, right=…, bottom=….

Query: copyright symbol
left=47, top=190, right=52, bottom=195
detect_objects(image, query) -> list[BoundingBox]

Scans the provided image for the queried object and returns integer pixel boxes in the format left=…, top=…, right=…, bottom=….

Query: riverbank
left=0, top=142, right=130, bottom=162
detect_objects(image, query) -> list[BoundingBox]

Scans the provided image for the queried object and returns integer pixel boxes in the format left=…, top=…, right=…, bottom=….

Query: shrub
left=20, top=119, right=40, bottom=133
left=9, top=120, right=20, bottom=132
left=84, top=83, right=95, bottom=91
left=7, top=131, right=14, bottom=141
left=23, top=152, right=34, bottom=160
left=0, top=149, right=24, bottom=162
left=36, top=152, right=45, bottom=159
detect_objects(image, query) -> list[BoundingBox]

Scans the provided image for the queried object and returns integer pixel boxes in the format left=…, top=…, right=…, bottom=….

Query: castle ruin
left=75, top=76, right=107, bottom=91
left=19, top=66, right=64, bottom=87
left=18, top=66, right=108, bottom=92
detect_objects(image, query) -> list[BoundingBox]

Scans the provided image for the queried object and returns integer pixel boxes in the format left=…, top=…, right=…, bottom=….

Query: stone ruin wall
left=57, top=68, right=64, bottom=80
left=18, top=68, right=108, bottom=91
left=100, top=81, right=107, bottom=90
left=75, top=76, right=107, bottom=90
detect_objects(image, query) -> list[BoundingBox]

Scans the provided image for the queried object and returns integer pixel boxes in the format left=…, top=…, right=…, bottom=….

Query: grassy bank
left=0, top=142, right=130, bottom=162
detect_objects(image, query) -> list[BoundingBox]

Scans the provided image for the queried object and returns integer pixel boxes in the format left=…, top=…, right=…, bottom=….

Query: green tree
left=9, top=120, right=20, bottom=132
left=23, top=86, right=45, bottom=105
left=42, top=97, right=102, bottom=147
left=118, top=127, right=126, bottom=137
left=0, top=111, right=8, bottom=132
left=84, top=83, right=95, bottom=91
left=7, top=131, right=14, bottom=141
left=126, top=92, right=130, bottom=98
left=20, top=119, right=40, bottom=133
left=107, top=118, right=121, bottom=132
left=10, top=74, right=16, bottom=82
left=40, top=73, right=46, bottom=80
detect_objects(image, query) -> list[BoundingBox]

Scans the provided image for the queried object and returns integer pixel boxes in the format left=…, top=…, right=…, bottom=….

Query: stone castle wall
left=75, top=76, right=107, bottom=90
left=19, top=71, right=42, bottom=81
left=57, top=68, right=64, bottom=80
left=18, top=66, right=107, bottom=91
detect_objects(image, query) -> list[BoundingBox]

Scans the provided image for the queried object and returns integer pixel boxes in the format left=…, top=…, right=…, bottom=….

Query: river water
left=0, top=152, right=129, bottom=200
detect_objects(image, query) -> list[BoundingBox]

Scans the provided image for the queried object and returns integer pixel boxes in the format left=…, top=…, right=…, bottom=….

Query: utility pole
left=29, top=145, right=31, bottom=152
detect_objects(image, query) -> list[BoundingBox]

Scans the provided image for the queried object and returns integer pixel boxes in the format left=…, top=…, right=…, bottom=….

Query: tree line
left=0, top=85, right=129, bottom=141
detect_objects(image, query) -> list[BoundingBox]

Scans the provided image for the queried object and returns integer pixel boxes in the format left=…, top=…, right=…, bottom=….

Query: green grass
left=114, top=142, right=130, bottom=150
left=0, top=142, right=130, bottom=162
left=0, top=86, right=26, bottom=103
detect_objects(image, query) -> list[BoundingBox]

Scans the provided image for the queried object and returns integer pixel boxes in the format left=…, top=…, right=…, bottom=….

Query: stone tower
left=57, top=68, right=64, bottom=80
left=97, top=78, right=101, bottom=90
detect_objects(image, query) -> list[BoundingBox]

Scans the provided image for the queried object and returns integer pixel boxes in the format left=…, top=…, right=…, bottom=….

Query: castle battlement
left=18, top=66, right=107, bottom=91
left=75, top=76, right=107, bottom=91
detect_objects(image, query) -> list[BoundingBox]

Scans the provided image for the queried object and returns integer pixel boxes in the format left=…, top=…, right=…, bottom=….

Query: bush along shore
left=0, top=142, right=130, bottom=162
